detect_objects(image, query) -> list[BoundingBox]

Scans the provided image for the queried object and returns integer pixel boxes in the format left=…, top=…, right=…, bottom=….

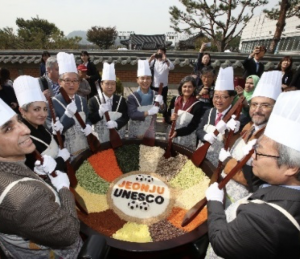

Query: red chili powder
left=167, top=206, right=207, bottom=232
left=88, top=149, right=123, bottom=182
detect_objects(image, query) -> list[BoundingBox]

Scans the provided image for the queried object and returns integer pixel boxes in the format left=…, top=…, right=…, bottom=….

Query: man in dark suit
left=205, top=91, right=300, bottom=259
left=242, top=45, right=266, bottom=78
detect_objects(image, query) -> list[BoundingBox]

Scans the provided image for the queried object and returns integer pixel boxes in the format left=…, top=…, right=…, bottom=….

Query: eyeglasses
left=61, top=79, right=79, bottom=85
left=213, top=95, right=230, bottom=100
left=250, top=102, right=273, bottom=110
left=253, top=145, right=280, bottom=160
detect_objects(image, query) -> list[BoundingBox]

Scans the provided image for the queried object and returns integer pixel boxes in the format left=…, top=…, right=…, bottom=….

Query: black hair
left=200, top=66, right=216, bottom=76
left=0, top=68, right=11, bottom=85
left=158, top=47, right=166, bottom=54
left=177, top=76, right=197, bottom=96
left=202, top=52, right=212, bottom=66
left=276, top=56, right=293, bottom=73
left=80, top=51, right=91, bottom=62
left=41, top=51, right=50, bottom=63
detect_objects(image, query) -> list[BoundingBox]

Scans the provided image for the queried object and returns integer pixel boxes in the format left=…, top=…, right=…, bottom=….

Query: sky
left=2, top=0, right=278, bottom=36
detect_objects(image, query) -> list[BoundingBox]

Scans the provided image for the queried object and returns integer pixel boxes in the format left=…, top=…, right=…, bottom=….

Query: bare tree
left=169, top=0, right=269, bottom=51
left=264, top=0, right=300, bottom=53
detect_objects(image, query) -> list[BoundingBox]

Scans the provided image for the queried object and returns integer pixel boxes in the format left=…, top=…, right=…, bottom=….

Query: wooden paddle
left=181, top=147, right=255, bottom=227
left=96, top=81, right=122, bottom=149
left=33, top=150, right=88, bottom=215
left=59, top=87, right=101, bottom=153
left=191, top=96, right=245, bottom=167
left=142, top=83, right=163, bottom=146
left=164, top=101, right=180, bottom=159
left=47, top=96, right=77, bottom=188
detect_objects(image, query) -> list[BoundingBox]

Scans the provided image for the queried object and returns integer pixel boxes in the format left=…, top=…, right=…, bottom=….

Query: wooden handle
left=181, top=148, right=254, bottom=227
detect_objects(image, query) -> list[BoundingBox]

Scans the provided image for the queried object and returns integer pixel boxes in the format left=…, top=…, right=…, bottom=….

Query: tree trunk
left=269, top=0, right=291, bottom=54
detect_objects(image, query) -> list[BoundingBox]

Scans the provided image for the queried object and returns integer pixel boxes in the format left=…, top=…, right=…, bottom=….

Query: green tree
left=0, top=27, right=23, bottom=49
left=87, top=26, right=118, bottom=49
left=169, top=0, right=268, bottom=51
left=264, top=0, right=300, bottom=53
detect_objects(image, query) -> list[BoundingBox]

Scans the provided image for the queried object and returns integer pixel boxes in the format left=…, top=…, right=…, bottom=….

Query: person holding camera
left=194, top=42, right=212, bottom=86
left=149, top=47, right=174, bottom=120
left=242, top=45, right=266, bottom=78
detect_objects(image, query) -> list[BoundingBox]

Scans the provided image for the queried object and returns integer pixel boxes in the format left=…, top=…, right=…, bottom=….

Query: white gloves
left=65, top=100, right=77, bottom=118
left=206, top=182, right=224, bottom=203
left=58, top=148, right=70, bottom=162
left=148, top=106, right=159, bottom=116
left=203, top=133, right=217, bottom=144
left=227, top=115, right=240, bottom=133
left=49, top=170, right=70, bottom=192
left=34, top=155, right=57, bottom=175
left=155, top=95, right=164, bottom=105
left=106, top=120, right=118, bottom=129
left=81, top=124, right=93, bottom=136
left=215, top=120, right=227, bottom=135
left=51, top=117, right=64, bottom=135
left=219, top=148, right=231, bottom=162
left=98, top=103, right=110, bottom=118
left=243, top=139, right=257, bottom=166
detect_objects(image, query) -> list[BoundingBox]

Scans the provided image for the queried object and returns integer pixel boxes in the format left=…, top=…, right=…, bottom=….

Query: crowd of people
left=0, top=46, right=299, bottom=259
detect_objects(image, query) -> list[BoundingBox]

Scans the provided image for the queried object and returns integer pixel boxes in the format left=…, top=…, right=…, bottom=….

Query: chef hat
left=57, top=52, right=77, bottom=75
left=13, top=75, right=46, bottom=107
left=251, top=71, right=282, bottom=101
left=215, top=67, right=234, bottom=91
left=102, top=63, right=116, bottom=81
left=137, top=60, right=151, bottom=77
left=0, top=98, right=16, bottom=127
left=265, top=91, right=300, bottom=151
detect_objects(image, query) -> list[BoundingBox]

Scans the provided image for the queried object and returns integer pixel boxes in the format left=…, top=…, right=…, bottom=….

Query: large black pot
left=72, top=139, right=215, bottom=259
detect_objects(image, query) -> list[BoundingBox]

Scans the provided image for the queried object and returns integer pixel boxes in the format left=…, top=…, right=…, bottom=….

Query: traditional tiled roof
left=120, top=34, right=172, bottom=50
left=0, top=50, right=299, bottom=70
left=178, top=32, right=205, bottom=50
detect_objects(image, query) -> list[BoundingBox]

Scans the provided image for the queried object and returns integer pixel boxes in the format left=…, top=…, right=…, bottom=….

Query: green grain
left=114, top=144, right=140, bottom=173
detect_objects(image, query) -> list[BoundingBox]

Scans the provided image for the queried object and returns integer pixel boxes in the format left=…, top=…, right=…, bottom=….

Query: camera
left=155, top=53, right=163, bottom=59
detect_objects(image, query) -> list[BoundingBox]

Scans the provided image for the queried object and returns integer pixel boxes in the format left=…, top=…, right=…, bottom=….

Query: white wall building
left=240, top=14, right=300, bottom=53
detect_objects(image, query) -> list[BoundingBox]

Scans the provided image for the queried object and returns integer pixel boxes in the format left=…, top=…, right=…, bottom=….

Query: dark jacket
left=86, top=61, right=101, bottom=98
left=242, top=57, right=264, bottom=78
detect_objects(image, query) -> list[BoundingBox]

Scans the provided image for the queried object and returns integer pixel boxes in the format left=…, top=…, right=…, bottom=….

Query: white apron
left=54, top=97, right=88, bottom=157
left=197, top=108, right=224, bottom=167
left=92, top=96, right=126, bottom=143
left=128, top=93, right=155, bottom=139
left=167, top=100, right=200, bottom=150
left=30, top=134, right=59, bottom=158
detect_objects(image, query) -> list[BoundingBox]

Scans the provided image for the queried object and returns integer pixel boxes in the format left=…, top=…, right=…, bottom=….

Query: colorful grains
left=169, top=160, right=209, bottom=190
left=167, top=206, right=207, bottom=232
left=149, top=220, right=186, bottom=242
left=139, top=145, right=165, bottom=172
left=112, top=222, right=152, bottom=243
left=155, top=154, right=188, bottom=182
left=78, top=209, right=126, bottom=237
left=88, top=149, right=123, bottom=182
left=75, top=184, right=109, bottom=213
left=175, top=179, right=210, bottom=210
left=76, top=161, right=110, bottom=194
left=115, top=144, right=140, bottom=173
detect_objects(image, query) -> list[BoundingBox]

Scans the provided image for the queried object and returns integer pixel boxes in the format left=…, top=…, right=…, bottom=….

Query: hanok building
left=240, top=14, right=300, bottom=54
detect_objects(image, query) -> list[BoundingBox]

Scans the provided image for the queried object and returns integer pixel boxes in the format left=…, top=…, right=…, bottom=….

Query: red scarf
left=175, top=96, right=198, bottom=111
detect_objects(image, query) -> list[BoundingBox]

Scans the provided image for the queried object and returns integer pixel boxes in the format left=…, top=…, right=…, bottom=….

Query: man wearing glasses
left=196, top=67, right=240, bottom=167
left=47, top=52, right=93, bottom=158
left=205, top=91, right=300, bottom=258
left=217, top=71, right=282, bottom=206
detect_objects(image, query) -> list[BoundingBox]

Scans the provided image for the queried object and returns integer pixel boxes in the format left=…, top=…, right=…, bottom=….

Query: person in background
left=39, top=51, right=50, bottom=76
left=166, top=76, right=204, bottom=150
left=196, top=67, right=240, bottom=167
left=13, top=75, right=70, bottom=173
left=127, top=60, right=165, bottom=139
left=148, top=47, right=174, bottom=121
left=38, top=56, right=60, bottom=98
left=0, top=81, right=19, bottom=113
left=0, top=67, right=13, bottom=87
left=205, top=91, right=300, bottom=259
left=234, top=75, right=260, bottom=128
left=0, top=99, right=82, bottom=258
left=88, top=63, right=129, bottom=143
left=77, top=64, right=91, bottom=99
left=242, top=45, right=266, bottom=78
left=80, top=51, right=101, bottom=98
left=275, top=55, right=293, bottom=91
left=194, top=42, right=212, bottom=86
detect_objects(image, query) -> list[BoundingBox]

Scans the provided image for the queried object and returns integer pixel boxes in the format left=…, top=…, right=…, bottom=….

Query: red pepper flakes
left=88, top=149, right=123, bottom=182
left=167, top=206, right=207, bottom=232
left=78, top=209, right=126, bottom=237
